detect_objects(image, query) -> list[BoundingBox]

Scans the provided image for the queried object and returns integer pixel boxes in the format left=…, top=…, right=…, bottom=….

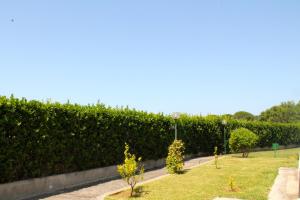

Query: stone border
left=98, top=173, right=170, bottom=200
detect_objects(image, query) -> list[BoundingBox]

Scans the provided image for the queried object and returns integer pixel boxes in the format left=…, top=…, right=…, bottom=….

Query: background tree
left=259, top=101, right=300, bottom=123
left=233, top=111, right=256, bottom=121
left=221, top=114, right=233, bottom=120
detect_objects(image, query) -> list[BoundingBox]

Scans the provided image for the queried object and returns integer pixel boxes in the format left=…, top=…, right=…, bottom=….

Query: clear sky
left=1, top=1, right=300, bottom=115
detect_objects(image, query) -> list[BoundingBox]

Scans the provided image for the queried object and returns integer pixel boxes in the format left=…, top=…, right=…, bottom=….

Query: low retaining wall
left=0, top=158, right=167, bottom=200
left=252, top=144, right=299, bottom=152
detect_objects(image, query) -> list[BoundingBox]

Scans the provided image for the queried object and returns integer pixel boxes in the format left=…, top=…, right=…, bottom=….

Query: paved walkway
left=268, top=167, right=299, bottom=200
left=40, top=156, right=214, bottom=200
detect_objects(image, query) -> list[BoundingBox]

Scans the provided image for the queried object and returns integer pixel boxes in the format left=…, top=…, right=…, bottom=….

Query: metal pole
left=224, top=127, right=226, bottom=154
left=175, top=123, right=177, bottom=140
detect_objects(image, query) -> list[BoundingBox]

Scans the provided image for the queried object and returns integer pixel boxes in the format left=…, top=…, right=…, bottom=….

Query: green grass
left=106, top=148, right=299, bottom=200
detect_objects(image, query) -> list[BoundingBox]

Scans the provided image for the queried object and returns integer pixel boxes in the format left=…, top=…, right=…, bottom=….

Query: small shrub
left=214, top=146, right=218, bottom=169
left=228, top=176, right=236, bottom=191
left=166, top=140, right=185, bottom=174
left=229, top=128, right=258, bottom=157
left=117, top=143, right=144, bottom=197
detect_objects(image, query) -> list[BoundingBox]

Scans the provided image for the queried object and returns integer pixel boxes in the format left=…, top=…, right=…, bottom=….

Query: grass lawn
left=106, top=148, right=299, bottom=200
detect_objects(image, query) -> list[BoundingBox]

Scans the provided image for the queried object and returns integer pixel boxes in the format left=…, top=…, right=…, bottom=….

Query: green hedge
left=1, top=96, right=300, bottom=183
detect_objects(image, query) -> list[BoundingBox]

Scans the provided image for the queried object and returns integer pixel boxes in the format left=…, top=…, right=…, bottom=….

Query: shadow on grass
left=231, top=154, right=255, bottom=158
left=177, top=169, right=190, bottom=174
left=110, top=186, right=150, bottom=199
left=132, top=186, right=150, bottom=198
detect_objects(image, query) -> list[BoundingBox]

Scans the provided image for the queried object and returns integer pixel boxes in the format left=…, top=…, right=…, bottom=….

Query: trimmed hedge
left=0, top=96, right=300, bottom=183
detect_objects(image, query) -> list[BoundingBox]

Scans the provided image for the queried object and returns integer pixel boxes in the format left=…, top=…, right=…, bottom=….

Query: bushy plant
left=229, top=128, right=258, bottom=157
left=117, top=143, right=144, bottom=197
left=166, top=140, right=185, bottom=174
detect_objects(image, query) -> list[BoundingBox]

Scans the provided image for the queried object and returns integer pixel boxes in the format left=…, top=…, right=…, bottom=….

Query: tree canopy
left=233, top=111, right=256, bottom=121
left=259, top=101, right=300, bottom=123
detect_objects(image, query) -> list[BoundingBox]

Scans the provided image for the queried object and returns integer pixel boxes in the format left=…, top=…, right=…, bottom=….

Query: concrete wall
left=0, top=158, right=165, bottom=200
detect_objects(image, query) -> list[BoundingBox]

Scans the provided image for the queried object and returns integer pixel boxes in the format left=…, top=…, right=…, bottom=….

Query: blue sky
left=0, top=1, right=299, bottom=115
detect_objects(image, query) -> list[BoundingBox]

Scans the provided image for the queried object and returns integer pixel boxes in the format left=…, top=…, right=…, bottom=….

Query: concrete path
left=40, top=156, right=214, bottom=200
left=268, top=167, right=299, bottom=200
